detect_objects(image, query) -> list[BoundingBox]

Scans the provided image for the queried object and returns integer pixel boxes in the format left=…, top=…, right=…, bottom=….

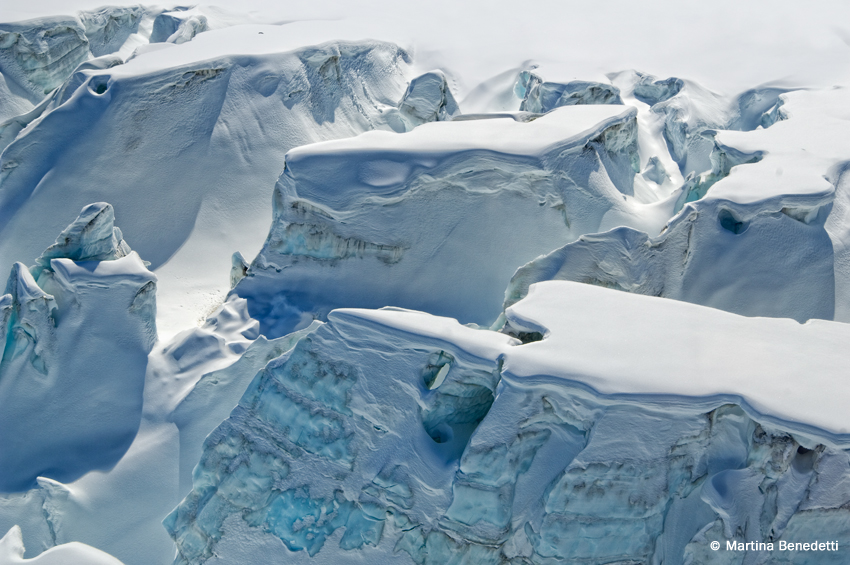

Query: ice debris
left=397, top=70, right=460, bottom=129
left=150, top=9, right=208, bottom=45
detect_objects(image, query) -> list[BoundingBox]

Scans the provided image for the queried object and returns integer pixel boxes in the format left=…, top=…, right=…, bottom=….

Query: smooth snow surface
left=0, top=525, right=125, bottom=564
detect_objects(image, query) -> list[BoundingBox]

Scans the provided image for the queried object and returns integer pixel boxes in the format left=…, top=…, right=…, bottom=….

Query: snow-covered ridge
left=0, top=524, right=125, bottom=564
left=503, top=86, right=850, bottom=324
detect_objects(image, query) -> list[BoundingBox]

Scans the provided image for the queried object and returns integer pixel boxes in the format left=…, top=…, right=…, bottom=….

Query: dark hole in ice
left=718, top=208, right=748, bottom=235
left=514, top=331, right=544, bottom=344
left=428, top=423, right=453, bottom=444
left=95, top=83, right=107, bottom=94
left=792, top=445, right=816, bottom=473
left=501, top=321, right=545, bottom=344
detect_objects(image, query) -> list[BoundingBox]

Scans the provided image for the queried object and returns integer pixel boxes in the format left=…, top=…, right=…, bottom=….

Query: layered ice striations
left=166, top=282, right=850, bottom=564
left=0, top=7, right=146, bottom=106
left=32, top=202, right=133, bottom=271
left=164, top=309, right=515, bottom=563
left=235, top=105, right=647, bottom=336
left=0, top=203, right=156, bottom=491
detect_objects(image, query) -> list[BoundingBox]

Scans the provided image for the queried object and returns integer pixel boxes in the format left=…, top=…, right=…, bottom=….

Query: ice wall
left=234, top=104, right=652, bottom=336
left=0, top=7, right=148, bottom=106
left=166, top=281, right=850, bottom=564
left=0, top=203, right=156, bottom=491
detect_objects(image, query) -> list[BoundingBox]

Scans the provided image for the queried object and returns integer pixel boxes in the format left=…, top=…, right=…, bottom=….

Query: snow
left=0, top=30, right=413, bottom=340
left=504, top=281, right=850, bottom=439
left=2, top=0, right=850, bottom=563
left=0, top=525, right=125, bottom=564
left=0, top=206, right=156, bottom=492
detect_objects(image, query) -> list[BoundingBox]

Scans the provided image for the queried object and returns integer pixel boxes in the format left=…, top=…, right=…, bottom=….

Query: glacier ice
left=234, top=104, right=652, bottom=336
left=0, top=17, right=91, bottom=104
left=150, top=9, right=208, bottom=45
left=0, top=35, right=415, bottom=338
left=396, top=70, right=460, bottom=129
left=2, top=3, right=850, bottom=563
left=503, top=86, right=848, bottom=323
left=165, top=281, right=850, bottom=564
left=0, top=203, right=156, bottom=491
left=516, top=70, right=623, bottom=112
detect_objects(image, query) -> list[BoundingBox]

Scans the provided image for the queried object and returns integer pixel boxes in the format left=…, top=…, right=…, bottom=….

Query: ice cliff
left=0, top=202, right=156, bottom=491
left=0, top=31, right=433, bottom=338
left=166, top=281, right=850, bottom=565
left=235, top=104, right=653, bottom=336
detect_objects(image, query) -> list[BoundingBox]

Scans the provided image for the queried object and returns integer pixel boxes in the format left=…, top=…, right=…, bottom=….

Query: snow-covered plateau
left=1, top=1, right=850, bottom=564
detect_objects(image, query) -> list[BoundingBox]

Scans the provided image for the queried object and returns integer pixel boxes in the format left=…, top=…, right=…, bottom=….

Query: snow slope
left=0, top=525, right=125, bottom=564
left=0, top=26, right=417, bottom=340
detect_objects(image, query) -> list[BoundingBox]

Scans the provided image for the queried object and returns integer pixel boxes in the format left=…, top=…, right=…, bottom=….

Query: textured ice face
left=165, top=288, right=850, bottom=564
left=516, top=71, right=623, bottom=113
left=0, top=203, right=156, bottom=491
left=235, top=105, right=647, bottom=336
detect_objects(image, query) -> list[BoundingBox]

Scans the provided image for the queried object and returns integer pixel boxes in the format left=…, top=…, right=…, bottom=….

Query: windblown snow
left=1, top=1, right=850, bottom=564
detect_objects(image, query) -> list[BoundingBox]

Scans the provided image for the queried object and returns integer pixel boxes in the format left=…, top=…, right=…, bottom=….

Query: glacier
left=1, top=1, right=850, bottom=563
